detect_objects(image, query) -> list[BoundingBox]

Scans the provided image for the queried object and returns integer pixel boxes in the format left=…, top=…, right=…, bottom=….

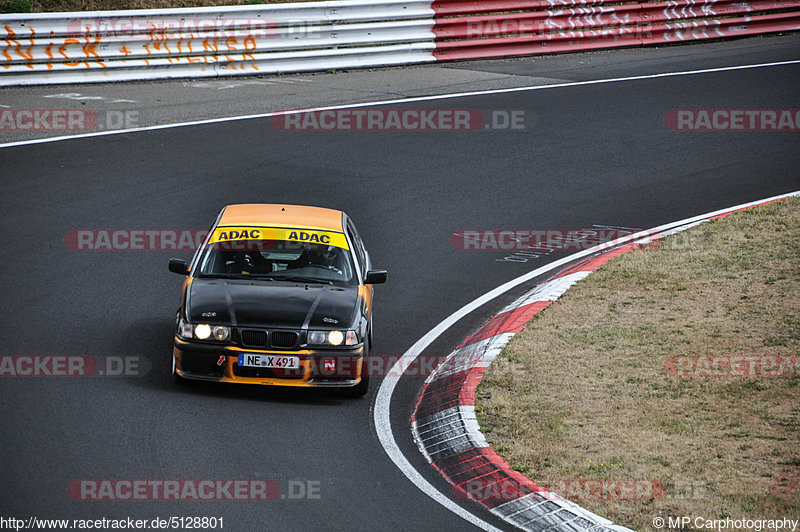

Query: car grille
left=240, top=329, right=267, bottom=347
left=239, top=329, right=299, bottom=349
left=271, top=331, right=298, bottom=348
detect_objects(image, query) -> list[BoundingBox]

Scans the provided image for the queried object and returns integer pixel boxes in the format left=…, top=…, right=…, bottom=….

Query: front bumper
left=173, top=337, right=365, bottom=388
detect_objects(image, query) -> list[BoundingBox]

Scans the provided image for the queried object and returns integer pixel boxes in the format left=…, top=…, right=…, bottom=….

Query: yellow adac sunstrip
left=209, top=226, right=350, bottom=250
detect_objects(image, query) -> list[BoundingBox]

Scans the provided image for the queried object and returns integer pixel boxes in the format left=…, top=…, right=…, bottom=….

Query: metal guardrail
left=431, top=0, right=800, bottom=60
left=1, top=0, right=799, bottom=85
left=0, top=1, right=437, bottom=85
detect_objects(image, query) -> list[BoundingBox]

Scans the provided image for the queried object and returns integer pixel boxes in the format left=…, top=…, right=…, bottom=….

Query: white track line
left=1, top=59, right=798, bottom=149
left=373, top=190, right=800, bottom=530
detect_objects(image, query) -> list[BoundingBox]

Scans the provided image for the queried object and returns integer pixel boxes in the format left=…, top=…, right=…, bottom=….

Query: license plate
left=237, top=353, right=300, bottom=369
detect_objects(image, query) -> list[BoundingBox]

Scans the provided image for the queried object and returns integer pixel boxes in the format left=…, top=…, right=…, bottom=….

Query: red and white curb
left=408, top=191, right=799, bottom=531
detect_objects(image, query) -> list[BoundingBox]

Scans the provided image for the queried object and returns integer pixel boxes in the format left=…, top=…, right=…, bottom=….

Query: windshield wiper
left=197, top=273, right=275, bottom=280
left=268, top=275, right=332, bottom=285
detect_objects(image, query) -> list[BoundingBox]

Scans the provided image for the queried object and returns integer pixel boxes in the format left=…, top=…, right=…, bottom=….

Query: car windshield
left=196, top=239, right=357, bottom=285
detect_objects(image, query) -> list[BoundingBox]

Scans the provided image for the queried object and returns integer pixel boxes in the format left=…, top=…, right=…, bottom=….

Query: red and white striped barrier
left=2, top=0, right=799, bottom=85
left=431, top=0, right=800, bottom=60
left=410, top=191, right=799, bottom=531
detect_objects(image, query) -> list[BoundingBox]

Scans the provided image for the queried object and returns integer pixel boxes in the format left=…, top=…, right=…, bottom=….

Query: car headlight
left=211, top=325, right=230, bottom=341
left=178, top=319, right=230, bottom=342
left=307, top=330, right=359, bottom=347
left=194, top=323, right=212, bottom=339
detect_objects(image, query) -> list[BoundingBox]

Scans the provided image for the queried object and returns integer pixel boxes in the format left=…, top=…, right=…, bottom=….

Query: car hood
left=186, top=278, right=359, bottom=329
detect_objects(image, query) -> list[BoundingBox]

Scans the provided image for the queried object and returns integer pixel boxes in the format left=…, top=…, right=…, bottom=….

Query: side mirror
left=168, top=258, right=189, bottom=275
left=365, top=269, right=387, bottom=285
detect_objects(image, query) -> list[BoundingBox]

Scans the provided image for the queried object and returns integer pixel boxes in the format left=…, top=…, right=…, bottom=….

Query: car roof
left=217, top=204, right=345, bottom=232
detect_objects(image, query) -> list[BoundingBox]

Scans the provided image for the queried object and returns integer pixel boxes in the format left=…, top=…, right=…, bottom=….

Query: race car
left=168, top=204, right=387, bottom=397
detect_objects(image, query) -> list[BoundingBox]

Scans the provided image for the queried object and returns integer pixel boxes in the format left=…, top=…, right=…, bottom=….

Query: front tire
left=341, top=374, right=369, bottom=398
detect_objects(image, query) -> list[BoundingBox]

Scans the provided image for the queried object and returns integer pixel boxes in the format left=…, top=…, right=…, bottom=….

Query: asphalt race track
left=0, top=36, right=798, bottom=531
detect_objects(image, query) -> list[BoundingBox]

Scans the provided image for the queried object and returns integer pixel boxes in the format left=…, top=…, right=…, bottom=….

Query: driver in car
left=288, top=245, right=343, bottom=275
left=308, top=245, right=343, bottom=274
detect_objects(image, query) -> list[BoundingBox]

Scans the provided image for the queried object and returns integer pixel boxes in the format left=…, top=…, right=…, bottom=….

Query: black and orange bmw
left=168, top=204, right=387, bottom=397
